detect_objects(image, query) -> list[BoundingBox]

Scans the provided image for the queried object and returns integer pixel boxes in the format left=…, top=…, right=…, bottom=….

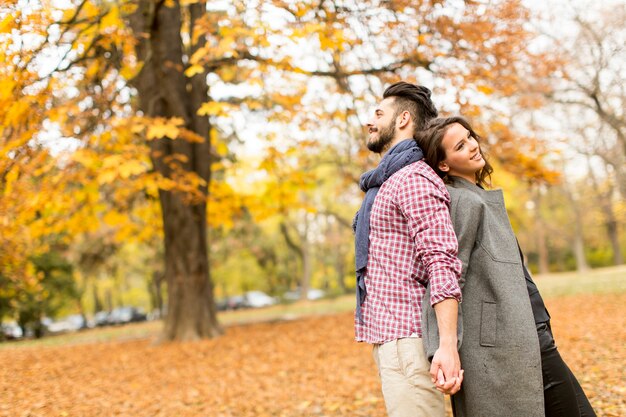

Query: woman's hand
left=430, top=342, right=464, bottom=395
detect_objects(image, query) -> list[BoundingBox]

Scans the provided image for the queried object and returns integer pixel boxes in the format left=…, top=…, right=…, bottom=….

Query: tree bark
left=587, top=158, right=624, bottom=266
left=279, top=221, right=312, bottom=300
left=149, top=271, right=165, bottom=318
left=129, top=0, right=220, bottom=340
left=532, top=189, right=550, bottom=274
left=561, top=182, right=589, bottom=273
left=92, top=284, right=103, bottom=314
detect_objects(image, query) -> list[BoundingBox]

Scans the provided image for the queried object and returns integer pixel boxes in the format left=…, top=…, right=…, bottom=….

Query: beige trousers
left=373, top=338, right=445, bottom=417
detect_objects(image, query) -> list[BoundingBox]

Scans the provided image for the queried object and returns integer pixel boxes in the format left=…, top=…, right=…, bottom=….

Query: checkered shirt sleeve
left=396, top=169, right=463, bottom=306
left=355, top=161, right=462, bottom=344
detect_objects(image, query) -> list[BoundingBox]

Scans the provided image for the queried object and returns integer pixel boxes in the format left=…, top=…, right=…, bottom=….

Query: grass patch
left=0, top=296, right=357, bottom=350
left=2, top=265, right=624, bottom=350
left=534, top=264, right=626, bottom=299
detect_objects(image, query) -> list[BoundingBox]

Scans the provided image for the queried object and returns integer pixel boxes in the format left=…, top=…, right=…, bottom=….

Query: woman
left=418, top=116, right=596, bottom=417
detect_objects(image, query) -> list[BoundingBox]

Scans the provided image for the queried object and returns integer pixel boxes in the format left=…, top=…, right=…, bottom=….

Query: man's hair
left=382, top=81, right=438, bottom=136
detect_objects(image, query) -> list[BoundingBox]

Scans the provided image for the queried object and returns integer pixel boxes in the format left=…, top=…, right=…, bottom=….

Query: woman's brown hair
left=415, top=116, right=493, bottom=188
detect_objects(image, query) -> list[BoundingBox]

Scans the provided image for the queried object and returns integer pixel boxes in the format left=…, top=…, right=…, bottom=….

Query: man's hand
left=431, top=298, right=463, bottom=395
left=430, top=342, right=463, bottom=394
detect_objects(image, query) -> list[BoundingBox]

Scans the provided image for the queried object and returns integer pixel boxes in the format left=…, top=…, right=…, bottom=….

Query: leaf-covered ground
left=1, top=293, right=624, bottom=417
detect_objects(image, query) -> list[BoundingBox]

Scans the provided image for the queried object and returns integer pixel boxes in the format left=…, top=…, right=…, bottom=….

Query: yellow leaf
left=3, top=168, right=18, bottom=196
left=179, top=129, right=205, bottom=143
left=100, top=6, right=120, bottom=29
left=218, top=66, right=236, bottom=82
left=147, top=117, right=184, bottom=139
left=120, top=61, right=143, bottom=80
left=216, top=142, right=228, bottom=157
left=81, top=2, right=101, bottom=19
left=0, top=13, right=15, bottom=34
left=120, top=3, right=138, bottom=14
left=197, top=101, right=230, bottom=116
left=97, top=170, right=117, bottom=185
left=131, top=123, right=145, bottom=134
left=189, top=45, right=209, bottom=65
left=103, top=211, right=127, bottom=226
left=185, top=64, right=204, bottom=77
left=477, top=85, right=494, bottom=95
left=102, top=155, right=124, bottom=169
left=118, top=160, right=147, bottom=178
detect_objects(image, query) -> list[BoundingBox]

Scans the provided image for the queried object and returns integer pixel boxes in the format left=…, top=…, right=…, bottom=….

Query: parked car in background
left=216, top=298, right=229, bottom=311
left=225, top=295, right=247, bottom=310
left=305, top=289, right=325, bottom=300
left=46, top=314, right=87, bottom=334
left=244, top=291, right=277, bottom=308
left=1, top=322, right=23, bottom=340
left=283, top=288, right=326, bottom=301
left=216, top=292, right=277, bottom=311
left=93, top=311, right=110, bottom=327
left=107, top=307, right=147, bottom=325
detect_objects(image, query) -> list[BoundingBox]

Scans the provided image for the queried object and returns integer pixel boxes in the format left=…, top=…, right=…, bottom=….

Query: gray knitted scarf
left=353, top=139, right=424, bottom=322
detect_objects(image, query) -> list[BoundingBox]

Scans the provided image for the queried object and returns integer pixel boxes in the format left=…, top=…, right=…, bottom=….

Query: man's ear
left=438, top=161, right=450, bottom=173
left=396, top=111, right=410, bottom=129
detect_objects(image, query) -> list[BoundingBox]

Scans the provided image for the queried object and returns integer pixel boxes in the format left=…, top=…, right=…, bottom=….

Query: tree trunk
left=300, top=217, right=312, bottom=301
left=334, top=253, right=347, bottom=293
left=605, top=214, right=624, bottom=265
left=532, top=189, right=550, bottom=274
left=105, top=288, right=112, bottom=312
left=561, top=182, right=589, bottom=272
left=129, top=0, right=221, bottom=340
left=587, top=158, right=624, bottom=266
left=601, top=178, right=624, bottom=266
left=149, top=271, right=165, bottom=318
left=573, top=231, right=589, bottom=273
left=92, top=283, right=103, bottom=313
left=161, top=194, right=220, bottom=339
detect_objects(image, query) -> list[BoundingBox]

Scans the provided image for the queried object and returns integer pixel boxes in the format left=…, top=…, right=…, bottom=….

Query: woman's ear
left=438, top=161, right=450, bottom=173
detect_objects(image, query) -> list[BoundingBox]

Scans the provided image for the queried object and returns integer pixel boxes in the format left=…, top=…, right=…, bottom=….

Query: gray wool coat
left=423, top=177, right=544, bottom=417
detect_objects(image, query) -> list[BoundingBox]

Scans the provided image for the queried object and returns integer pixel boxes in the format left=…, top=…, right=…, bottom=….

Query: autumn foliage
left=1, top=0, right=624, bottom=344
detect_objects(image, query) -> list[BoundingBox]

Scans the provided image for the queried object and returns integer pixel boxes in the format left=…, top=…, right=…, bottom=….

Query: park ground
left=1, top=266, right=625, bottom=417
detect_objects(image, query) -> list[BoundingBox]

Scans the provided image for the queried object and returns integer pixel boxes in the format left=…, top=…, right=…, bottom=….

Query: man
left=353, top=81, right=463, bottom=417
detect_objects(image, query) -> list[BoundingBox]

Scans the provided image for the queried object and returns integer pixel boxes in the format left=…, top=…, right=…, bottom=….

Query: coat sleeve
left=449, top=189, right=483, bottom=289
left=421, top=188, right=482, bottom=361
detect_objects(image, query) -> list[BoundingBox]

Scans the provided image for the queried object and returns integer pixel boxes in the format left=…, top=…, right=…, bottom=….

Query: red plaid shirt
left=355, top=160, right=462, bottom=344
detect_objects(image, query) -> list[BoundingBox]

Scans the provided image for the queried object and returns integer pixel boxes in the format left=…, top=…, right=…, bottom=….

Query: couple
left=353, top=81, right=595, bottom=417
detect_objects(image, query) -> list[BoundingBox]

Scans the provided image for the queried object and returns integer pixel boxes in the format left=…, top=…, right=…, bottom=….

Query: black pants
left=537, top=322, right=596, bottom=417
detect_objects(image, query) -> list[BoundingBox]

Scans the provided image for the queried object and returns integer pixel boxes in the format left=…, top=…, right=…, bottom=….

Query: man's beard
left=367, top=122, right=396, bottom=154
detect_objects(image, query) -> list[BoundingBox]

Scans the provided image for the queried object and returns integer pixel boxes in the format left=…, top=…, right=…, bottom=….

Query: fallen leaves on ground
left=1, top=293, right=624, bottom=417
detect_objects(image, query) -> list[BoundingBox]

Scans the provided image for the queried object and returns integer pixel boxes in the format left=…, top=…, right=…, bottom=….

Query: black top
left=517, top=244, right=551, bottom=324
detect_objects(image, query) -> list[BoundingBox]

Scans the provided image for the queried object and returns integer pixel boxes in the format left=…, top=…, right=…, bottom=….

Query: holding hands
left=430, top=343, right=464, bottom=395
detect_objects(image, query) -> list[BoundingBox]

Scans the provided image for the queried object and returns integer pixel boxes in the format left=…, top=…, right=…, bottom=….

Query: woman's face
left=438, top=122, right=485, bottom=183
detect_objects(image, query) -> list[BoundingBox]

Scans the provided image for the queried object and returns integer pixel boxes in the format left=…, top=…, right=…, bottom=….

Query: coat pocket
left=480, top=301, right=497, bottom=347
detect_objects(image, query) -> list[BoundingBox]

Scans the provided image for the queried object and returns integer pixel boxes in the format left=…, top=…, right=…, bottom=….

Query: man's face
left=366, top=98, right=397, bottom=154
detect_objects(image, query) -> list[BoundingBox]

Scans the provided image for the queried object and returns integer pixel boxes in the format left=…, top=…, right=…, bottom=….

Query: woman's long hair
left=415, top=116, right=493, bottom=188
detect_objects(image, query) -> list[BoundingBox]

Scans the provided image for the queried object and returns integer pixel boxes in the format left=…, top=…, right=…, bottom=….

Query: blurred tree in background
left=0, top=0, right=623, bottom=340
